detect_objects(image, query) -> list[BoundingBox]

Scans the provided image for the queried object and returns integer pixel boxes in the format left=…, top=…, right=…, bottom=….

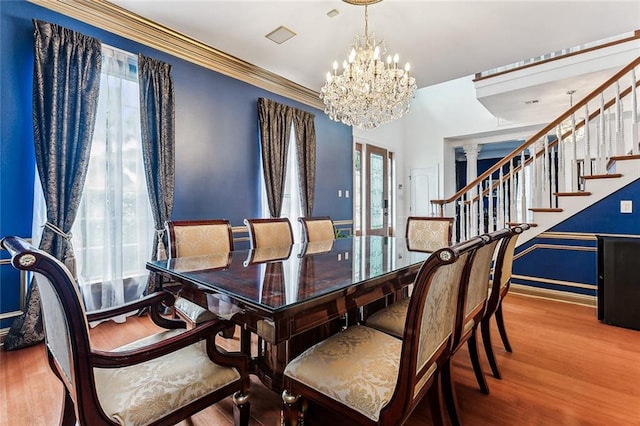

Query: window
left=260, top=124, right=303, bottom=243
left=72, top=46, right=154, bottom=313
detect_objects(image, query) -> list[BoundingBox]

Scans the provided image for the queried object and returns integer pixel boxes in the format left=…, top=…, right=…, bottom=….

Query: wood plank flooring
left=1, top=293, right=639, bottom=425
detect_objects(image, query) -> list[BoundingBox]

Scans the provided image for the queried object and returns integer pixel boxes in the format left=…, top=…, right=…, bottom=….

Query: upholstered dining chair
left=405, top=216, right=454, bottom=252
left=166, top=219, right=234, bottom=258
left=244, top=217, right=294, bottom=249
left=365, top=229, right=511, bottom=425
left=1, top=236, right=250, bottom=426
left=281, top=237, right=484, bottom=426
left=481, top=223, right=530, bottom=379
left=165, top=219, right=234, bottom=330
left=298, top=216, right=335, bottom=242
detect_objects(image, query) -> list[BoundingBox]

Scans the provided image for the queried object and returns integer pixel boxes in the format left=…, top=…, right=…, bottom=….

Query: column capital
left=462, top=143, right=481, bottom=159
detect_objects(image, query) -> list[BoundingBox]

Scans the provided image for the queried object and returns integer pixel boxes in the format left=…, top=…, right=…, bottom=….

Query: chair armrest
left=90, top=318, right=248, bottom=373
left=85, top=291, right=176, bottom=322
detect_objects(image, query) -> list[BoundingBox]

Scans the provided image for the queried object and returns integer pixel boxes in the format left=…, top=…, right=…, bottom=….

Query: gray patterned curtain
left=4, top=20, right=101, bottom=351
left=293, top=110, right=316, bottom=216
left=138, top=53, right=175, bottom=272
left=258, top=98, right=293, bottom=218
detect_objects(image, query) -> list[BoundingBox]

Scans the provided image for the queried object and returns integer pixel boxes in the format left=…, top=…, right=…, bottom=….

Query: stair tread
left=606, top=154, right=640, bottom=170
left=529, top=207, right=563, bottom=212
left=554, top=191, right=592, bottom=196
left=582, top=173, right=623, bottom=180
left=506, top=222, right=538, bottom=227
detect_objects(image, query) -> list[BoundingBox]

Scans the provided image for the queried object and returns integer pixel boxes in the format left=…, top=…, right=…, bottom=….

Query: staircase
left=432, top=56, right=640, bottom=246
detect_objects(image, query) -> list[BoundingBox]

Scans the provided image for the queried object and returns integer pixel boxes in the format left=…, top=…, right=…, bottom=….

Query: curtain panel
left=293, top=110, right=316, bottom=217
left=258, top=98, right=293, bottom=218
left=257, top=98, right=317, bottom=218
left=138, top=53, right=175, bottom=270
left=4, top=20, right=101, bottom=351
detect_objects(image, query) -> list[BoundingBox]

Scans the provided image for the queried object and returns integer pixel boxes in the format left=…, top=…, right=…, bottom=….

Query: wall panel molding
left=28, top=0, right=324, bottom=109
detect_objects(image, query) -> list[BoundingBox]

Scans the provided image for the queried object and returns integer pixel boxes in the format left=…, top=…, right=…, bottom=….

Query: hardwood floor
left=1, top=293, right=640, bottom=425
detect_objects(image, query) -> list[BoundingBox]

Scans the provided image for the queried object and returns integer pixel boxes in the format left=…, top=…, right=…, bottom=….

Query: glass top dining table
left=147, top=235, right=431, bottom=315
left=146, top=235, right=432, bottom=390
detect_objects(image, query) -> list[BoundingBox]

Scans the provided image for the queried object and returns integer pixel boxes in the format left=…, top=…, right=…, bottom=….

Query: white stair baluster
left=584, top=104, right=591, bottom=177
left=520, top=150, right=527, bottom=223
left=632, top=68, right=639, bottom=155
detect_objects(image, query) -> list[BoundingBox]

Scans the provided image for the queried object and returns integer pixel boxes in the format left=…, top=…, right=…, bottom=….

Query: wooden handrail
left=474, top=30, right=640, bottom=82
left=433, top=55, right=640, bottom=208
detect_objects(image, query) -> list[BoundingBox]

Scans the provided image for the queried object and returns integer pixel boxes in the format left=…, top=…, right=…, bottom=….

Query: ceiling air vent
left=266, top=26, right=297, bottom=45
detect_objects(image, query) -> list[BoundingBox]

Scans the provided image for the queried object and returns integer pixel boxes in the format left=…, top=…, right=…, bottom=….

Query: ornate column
left=463, top=143, right=481, bottom=235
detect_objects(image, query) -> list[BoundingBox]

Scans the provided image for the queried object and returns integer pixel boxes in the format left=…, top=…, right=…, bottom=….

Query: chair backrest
left=379, top=236, right=484, bottom=421
left=166, top=219, right=233, bottom=258
left=1, top=237, right=93, bottom=408
left=486, top=224, right=529, bottom=313
left=465, top=228, right=513, bottom=316
left=244, top=218, right=294, bottom=249
left=455, top=227, right=512, bottom=346
left=405, top=216, right=454, bottom=247
left=298, top=216, right=335, bottom=242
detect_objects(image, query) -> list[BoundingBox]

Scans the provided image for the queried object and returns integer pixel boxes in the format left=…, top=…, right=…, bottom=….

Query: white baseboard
left=510, top=283, right=596, bottom=307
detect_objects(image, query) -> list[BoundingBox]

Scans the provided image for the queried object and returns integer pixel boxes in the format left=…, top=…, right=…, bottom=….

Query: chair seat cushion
left=174, top=297, right=217, bottom=325
left=94, top=329, right=240, bottom=425
left=364, top=298, right=410, bottom=338
left=283, top=325, right=403, bottom=422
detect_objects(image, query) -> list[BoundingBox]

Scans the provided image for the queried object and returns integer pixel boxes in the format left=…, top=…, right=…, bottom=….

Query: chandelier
left=320, top=0, right=417, bottom=130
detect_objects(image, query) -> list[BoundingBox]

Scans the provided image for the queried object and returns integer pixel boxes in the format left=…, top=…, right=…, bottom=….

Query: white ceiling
left=109, top=0, right=639, bottom=93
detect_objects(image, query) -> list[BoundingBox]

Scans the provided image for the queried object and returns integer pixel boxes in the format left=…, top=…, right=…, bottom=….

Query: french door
left=354, top=143, right=393, bottom=236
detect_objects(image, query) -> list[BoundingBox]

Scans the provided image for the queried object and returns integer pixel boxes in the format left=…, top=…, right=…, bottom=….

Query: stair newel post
left=632, top=67, right=639, bottom=155
left=487, top=174, right=494, bottom=232
left=583, top=103, right=591, bottom=178
left=520, top=150, right=527, bottom=223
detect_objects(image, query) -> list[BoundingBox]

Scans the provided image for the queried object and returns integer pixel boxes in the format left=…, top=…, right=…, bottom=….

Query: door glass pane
left=370, top=152, right=384, bottom=230
left=354, top=149, right=361, bottom=233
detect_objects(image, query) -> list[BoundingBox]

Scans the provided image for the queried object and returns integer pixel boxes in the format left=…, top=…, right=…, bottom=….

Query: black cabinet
left=597, top=235, right=640, bottom=330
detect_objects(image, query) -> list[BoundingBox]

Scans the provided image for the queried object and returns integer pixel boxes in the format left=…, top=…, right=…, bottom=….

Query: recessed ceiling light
left=327, top=9, right=339, bottom=18
left=265, top=26, right=297, bottom=44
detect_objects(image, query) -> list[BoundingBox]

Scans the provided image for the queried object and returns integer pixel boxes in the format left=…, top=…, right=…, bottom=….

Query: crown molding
left=28, top=0, right=325, bottom=110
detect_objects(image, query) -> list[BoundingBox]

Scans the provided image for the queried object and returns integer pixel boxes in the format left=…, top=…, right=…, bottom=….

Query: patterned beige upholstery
left=405, top=217, right=453, bottom=247
left=365, top=252, right=471, bottom=344
left=244, top=218, right=294, bottom=248
left=284, top=325, right=403, bottom=421
left=165, top=220, right=234, bottom=327
left=283, top=242, right=480, bottom=426
left=174, top=297, right=216, bottom=324
left=299, top=240, right=334, bottom=256
left=464, top=239, right=499, bottom=318
left=166, top=220, right=233, bottom=258
left=0, top=236, right=250, bottom=426
left=95, top=329, right=241, bottom=425
left=364, top=297, right=409, bottom=338
left=244, top=245, right=292, bottom=265
left=298, top=217, right=335, bottom=242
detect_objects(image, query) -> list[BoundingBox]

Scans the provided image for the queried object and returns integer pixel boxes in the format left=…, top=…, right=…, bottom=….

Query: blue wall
left=0, top=0, right=353, bottom=326
left=514, top=178, right=640, bottom=297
